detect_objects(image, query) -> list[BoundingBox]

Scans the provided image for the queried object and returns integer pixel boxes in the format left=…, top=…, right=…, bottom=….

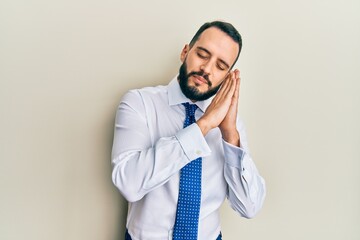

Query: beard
left=178, top=61, right=221, bottom=101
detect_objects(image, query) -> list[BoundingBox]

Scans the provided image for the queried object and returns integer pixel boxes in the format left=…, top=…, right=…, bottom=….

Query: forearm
left=224, top=150, right=266, bottom=218
left=112, top=92, right=211, bottom=201
left=220, top=128, right=240, bottom=147
left=112, top=136, right=190, bottom=202
left=111, top=91, right=189, bottom=202
left=222, top=122, right=266, bottom=218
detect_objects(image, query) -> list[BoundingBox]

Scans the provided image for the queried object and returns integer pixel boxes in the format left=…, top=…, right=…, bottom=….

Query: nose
left=200, top=60, right=212, bottom=75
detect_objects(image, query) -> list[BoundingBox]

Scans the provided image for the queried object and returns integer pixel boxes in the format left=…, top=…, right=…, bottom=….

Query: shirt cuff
left=222, top=139, right=245, bottom=169
left=175, top=123, right=211, bottom=161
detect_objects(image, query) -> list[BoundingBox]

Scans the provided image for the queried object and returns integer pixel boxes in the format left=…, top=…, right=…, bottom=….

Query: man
left=111, top=21, right=266, bottom=240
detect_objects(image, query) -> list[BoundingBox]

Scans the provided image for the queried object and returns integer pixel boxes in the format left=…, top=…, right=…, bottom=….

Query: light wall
left=1, top=0, right=359, bottom=239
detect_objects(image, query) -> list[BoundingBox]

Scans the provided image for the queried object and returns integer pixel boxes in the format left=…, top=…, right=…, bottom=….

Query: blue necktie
left=173, top=103, right=202, bottom=240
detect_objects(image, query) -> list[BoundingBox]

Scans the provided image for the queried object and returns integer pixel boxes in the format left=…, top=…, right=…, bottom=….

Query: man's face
left=178, top=27, right=239, bottom=101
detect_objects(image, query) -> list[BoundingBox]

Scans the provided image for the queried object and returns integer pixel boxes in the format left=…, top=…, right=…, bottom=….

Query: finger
left=216, top=75, right=235, bottom=106
left=234, top=69, right=240, bottom=80
left=221, top=71, right=233, bottom=90
left=229, top=79, right=237, bottom=102
left=214, top=73, right=232, bottom=101
left=228, top=71, right=237, bottom=93
left=233, top=76, right=240, bottom=102
left=222, top=72, right=236, bottom=99
left=223, top=71, right=236, bottom=93
left=233, top=70, right=240, bottom=98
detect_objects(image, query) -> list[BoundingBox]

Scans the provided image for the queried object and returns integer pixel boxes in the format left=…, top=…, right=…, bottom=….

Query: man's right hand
left=196, top=71, right=238, bottom=136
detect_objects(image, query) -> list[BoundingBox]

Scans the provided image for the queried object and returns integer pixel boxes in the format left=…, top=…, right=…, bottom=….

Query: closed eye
left=196, top=46, right=230, bottom=71
left=197, top=52, right=209, bottom=59
left=217, top=62, right=226, bottom=71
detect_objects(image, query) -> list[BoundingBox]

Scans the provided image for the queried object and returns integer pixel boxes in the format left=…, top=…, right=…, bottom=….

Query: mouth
left=192, top=75, right=209, bottom=85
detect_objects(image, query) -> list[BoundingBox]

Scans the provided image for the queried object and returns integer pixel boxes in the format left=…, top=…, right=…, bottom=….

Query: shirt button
left=195, top=150, right=202, bottom=155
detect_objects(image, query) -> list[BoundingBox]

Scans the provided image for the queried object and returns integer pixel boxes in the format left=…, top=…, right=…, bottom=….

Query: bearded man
left=111, top=20, right=266, bottom=240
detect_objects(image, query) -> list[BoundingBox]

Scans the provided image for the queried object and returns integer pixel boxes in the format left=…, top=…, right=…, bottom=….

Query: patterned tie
left=173, top=102, right=202, bottom=240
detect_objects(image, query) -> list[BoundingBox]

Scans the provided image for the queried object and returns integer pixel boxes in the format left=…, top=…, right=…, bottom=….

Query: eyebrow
left=196, top=46, right=231, bottom=69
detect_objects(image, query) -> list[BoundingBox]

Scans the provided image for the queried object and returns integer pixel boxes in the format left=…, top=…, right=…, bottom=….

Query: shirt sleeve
left=223, top=120, right=266, bottom=218
left=111, top=90, right=211, bottom=203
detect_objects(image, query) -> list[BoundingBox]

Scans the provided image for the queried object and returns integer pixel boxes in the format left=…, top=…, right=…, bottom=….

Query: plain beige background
left=1, top=0, right=359, bottom=239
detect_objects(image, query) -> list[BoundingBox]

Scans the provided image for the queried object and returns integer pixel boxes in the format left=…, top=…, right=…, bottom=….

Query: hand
left=197, top=70, right=239, bottom=138
left=219, top=69, right=241, bottom=146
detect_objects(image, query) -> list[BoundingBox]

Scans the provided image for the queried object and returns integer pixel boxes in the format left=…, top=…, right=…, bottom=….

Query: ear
left=180, top=44, right=190, bottom=62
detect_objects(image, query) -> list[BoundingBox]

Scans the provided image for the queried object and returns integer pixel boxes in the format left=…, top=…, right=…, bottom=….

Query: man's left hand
left=219, top=69, right=241, bottom=147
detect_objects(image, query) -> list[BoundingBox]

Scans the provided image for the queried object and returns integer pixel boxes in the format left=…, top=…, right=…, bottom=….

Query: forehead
left=192, top=27, right=239, bottom=65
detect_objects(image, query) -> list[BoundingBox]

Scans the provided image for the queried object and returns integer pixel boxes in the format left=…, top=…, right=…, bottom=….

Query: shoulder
left=122, top=84, right=167, bottom=101
left=120, top=84, right=168, bottom=108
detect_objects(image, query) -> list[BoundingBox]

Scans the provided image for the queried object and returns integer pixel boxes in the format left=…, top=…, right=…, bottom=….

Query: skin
left=179, top=27, right=241, bottom=147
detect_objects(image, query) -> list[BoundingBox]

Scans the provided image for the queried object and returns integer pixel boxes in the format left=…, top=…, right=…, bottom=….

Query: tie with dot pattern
left=173, top=102, right=202, bottom=240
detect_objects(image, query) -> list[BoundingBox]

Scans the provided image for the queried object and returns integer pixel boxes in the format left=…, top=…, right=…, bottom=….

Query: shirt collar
left=167, top=75, right=213, bottom=113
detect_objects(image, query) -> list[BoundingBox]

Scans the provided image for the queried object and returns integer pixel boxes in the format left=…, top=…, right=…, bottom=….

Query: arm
left=223, top=122, right=266, bottom=218
left=197, top=70, right=266, bottom=217
left=196, top=70, right=240, bottom=146
left=111, top=90, right=211, bottom=202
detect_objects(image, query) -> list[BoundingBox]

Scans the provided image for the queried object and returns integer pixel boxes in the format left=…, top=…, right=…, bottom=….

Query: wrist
left=220, top=129, right=240, bottom=147
left=196, top=118, right=212, bottom=136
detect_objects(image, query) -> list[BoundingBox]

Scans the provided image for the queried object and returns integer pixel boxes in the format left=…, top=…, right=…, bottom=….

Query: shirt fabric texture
left=111, top=77, right=266, bottom=240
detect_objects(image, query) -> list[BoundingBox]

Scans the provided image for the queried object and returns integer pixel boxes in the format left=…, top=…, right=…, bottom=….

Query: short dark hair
left=189, top=21, right=242, bottom=68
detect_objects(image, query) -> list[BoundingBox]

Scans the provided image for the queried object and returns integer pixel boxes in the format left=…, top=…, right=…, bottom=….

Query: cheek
left=185, top=55, right=203, bottom=72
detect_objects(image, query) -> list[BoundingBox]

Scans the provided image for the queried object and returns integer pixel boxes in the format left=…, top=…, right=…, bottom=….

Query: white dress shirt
left=111, top=77, right=266, bottom=240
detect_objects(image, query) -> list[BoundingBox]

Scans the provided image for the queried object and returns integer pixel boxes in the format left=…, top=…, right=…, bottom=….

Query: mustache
left=188, top=71, right=211, bottom=87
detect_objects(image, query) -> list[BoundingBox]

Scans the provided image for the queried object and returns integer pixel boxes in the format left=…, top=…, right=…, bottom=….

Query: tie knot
left=182, top=103, right=198, bottom=128
left=182, top=102, right=198, bottom=116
